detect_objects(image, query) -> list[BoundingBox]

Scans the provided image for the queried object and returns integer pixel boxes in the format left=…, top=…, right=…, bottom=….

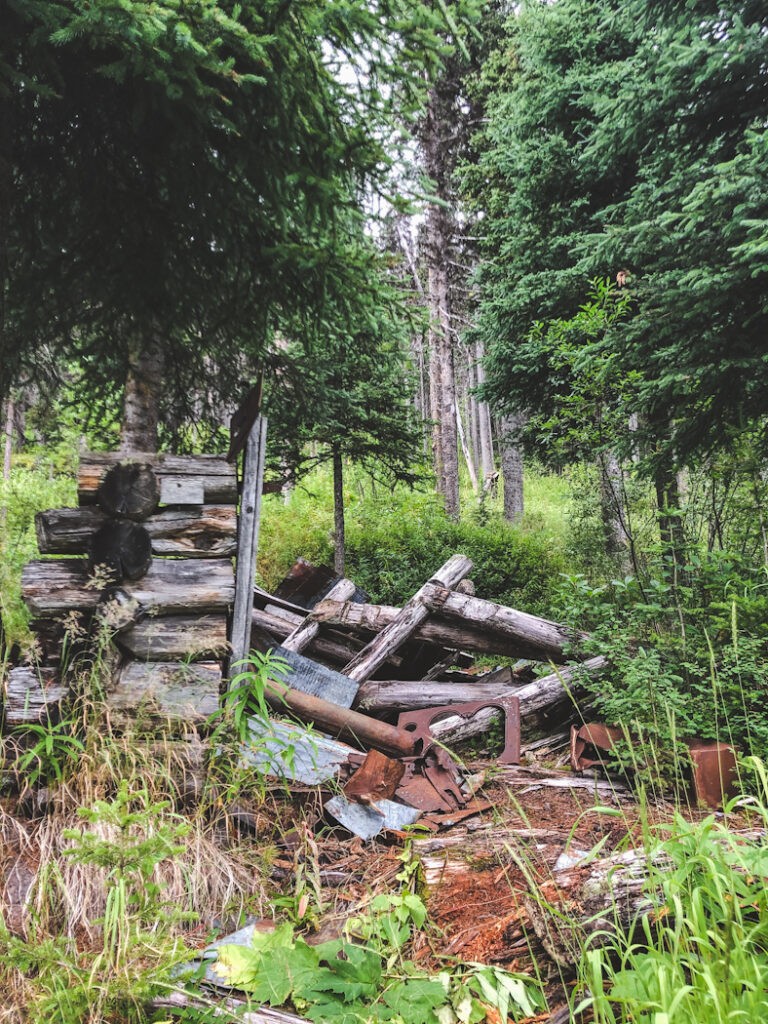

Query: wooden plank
left=22, top=558, right=235, bottom=617
left=230, top=415, right=267, bottom=673
left=4, top=667, right=69, bottom=726
left=159, top=476, right=204, bottom=506
left=117, top=614, right=228, bottom=661
left=270, top=645, right=358, bottom=708
left=36, top=505, right=237, bottom=558
left=341, top=554, right=473, bottom=684
left=281, top=577, right=357, bottom=654
left=355, top=675, right=521, bottom=714
left=109, top=661, right=221, bottom=723
left=78, top=452, right=237, bottom=505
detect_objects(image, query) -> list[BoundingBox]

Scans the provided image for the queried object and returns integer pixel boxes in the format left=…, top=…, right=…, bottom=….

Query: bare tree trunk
left=423, top=85, right=459, bottom=521
left=500, top=413, right=524, bottom=523
left=475, top=341, right=495, bottom=484
left=332, top=444, right=345, bottom=577
left=456, top=399, right=479, bottom=494
left=3, top=396, right=13, bottom=481
left=121, top=338, right=165, bottom=453
left=597, top=451, right=631, bottom=561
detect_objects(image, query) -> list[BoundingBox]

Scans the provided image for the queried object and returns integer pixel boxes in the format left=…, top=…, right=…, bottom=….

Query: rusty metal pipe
left=264, top=678, right=416, bottom=759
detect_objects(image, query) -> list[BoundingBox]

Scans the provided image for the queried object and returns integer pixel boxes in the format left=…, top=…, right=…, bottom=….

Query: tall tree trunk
left=332, top=444, right=345, bottom=576
left=424, top=91, right=459, bottom=520
left=500, top=413, right=524, bottom=523
left=655, top=465, right=685, bottom=565
left=475, top=341, right=496, bottom=485
left=3, top=396, right=13, bottom=481
left=597, top=451, right=630, bottom=561
left=121, top=338, right=164, bottom=453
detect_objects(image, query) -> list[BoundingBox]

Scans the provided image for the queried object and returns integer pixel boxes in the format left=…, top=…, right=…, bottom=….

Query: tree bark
left=423, top=85, right=459, bottom=520
left=121, top=338, right=165, bottom=453
left=332, top=444, right=345, bottom=576
left=3, top=396, right=13, bottom=480
left=500, top=413, right=525, bottom=523
left=475, top=341, right=496, bottom=484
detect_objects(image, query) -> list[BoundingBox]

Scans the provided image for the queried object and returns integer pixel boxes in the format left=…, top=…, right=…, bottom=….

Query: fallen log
left=355, top=669, right=516, bottom=715
left=36, top=505, right=237, bottom=558
left=422, top=585, right=587, bottom=662
left=342, top=554, right=473, bottom=683
left=78, top=452, right=238, bottom=506
left=22, top=558, right=235, bottom=617
left=251, top=606, right=366, bottom=666
left=313, top=598, right=569, bottom=661
left=282, top=577, right=358, bottom=653
left=429, top=657, right=608, bottom=747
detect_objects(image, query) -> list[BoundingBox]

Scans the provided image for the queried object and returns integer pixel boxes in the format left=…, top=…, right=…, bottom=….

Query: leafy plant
left=15, top=717, right=85, bottom=787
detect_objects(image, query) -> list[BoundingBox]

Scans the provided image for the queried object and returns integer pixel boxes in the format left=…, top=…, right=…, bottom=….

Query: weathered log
left=109, top=661, right=221, bottom=725
left=78, top=452, right=237, bottom=506
left=422, top=585, right=587, bottom=662
left=251, top=606, right=399, bottom=668
left=313, top=599, right=558, bottom=660
left=263, top=677, right=415, bottom=759
left=355, top=674, right=521, bottom=715
left=22, top=558, right=235, bottom=617
left=282, top=577, right=357, bottom=653
left=97, top=462, right=160, bottom=520
left=429, top=657, right=608, bottom=747
left=230, top=414, right=267, bottom=672
left=4, top=667, right=69, bottom=726
left=36, top=505, right=237, bottom=558
left=87, top=520, right=152, bottom=582
left=341, top=554, right=473, bottom=683
left=117, top=614, right=228, bottom=661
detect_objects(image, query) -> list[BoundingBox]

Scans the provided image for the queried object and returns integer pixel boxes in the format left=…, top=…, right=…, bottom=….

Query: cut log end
left=87, top=521, right=152, bottom=582
left=98, top=462, right=160, bottom=520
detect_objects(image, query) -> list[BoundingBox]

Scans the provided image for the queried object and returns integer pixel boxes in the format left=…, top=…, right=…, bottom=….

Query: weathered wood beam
left=282, top=577, right=357, bottom=653
left=312, top=599, right=555, bottom=660
left=36, top=505, right=237, bottom=558
left=355, top=675, right=520, bottom=714
left=422, top=584, right=587, bottom=662
left=22, top=558, right=235, bottom=617
left=117, top=614, right=229, bottom=661
left=78, top=452, right=237, bottom=506
left=4, top=667, right=69, bottom=726
left=230, top=415, right=267, bottom=672
left=109, top=661, right=221, bottom=724
left=250, top=607, right=400, bottom=668
left=341, top=554, right=473, bottom=683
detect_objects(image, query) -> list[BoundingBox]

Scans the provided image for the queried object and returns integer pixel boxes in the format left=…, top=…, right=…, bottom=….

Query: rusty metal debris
left=397, top=695, right=522, bottom=765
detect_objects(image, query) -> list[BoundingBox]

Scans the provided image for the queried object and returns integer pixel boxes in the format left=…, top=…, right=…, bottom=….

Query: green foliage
left=15, top=717, right=85, bottom=787
left=1, top=782, right=196, bottom=1022
left=213, top=897, right=544, bottom=1024
left=576, top=762, right=768, bottom=1022
left=470, top=0, right=768, bottom=469
left=211, top=649, right=292, bottom=744
left=556, top=557, right=768, bottom=777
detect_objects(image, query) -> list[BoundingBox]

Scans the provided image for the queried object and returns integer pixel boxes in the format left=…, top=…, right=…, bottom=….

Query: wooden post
left=230, top=415, right=268, bottom=673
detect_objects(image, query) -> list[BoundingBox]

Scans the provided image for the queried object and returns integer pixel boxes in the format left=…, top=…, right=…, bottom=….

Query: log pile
left=5, top=452, right=237, bottom=728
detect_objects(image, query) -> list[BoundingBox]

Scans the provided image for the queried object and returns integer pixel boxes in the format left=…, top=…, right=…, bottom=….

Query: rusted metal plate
left=570, top=722, right=624, bottom=771
left=688, top=740, right=738, bottom=809
left=397, top=695, right=522, bottom=765
left=344, top=750, right=404, bottom=805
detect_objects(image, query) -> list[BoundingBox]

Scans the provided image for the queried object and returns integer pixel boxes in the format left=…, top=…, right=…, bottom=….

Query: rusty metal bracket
left=397, top=695, right=521, bottom=765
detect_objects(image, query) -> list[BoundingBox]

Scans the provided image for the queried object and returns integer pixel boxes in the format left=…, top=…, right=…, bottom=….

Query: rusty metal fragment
left=570, top=722, right=625, bottom=771
left=688, top=740, right=738, bottom=808
left=397, top=695, right=522, bottom=764
left=344, top=750, right=405, bottom=806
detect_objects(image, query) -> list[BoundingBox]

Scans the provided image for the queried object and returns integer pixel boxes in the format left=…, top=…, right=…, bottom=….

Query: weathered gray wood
left=341, top=554, right=473, bottom=684
left=355, top=675, right=520, bottom=714
left=4, top=667, right=69, bottom=726
left=313, top=599, right=548, bottom=659
left=88, top=520, right=152, bottom=581
left=98, top=462, right=160, bottom=520
left=78, top=452, right=237, bottom=505
left=109, top=661, right=221, bottom=723
left=268, top=646, right=358, bottom=708
left=251, top=607, right=367, bottom=666
left=282, top=577, right=357, bottom=653
left=36, top=505, right=237, bottom=558
left=117, top=614, right=228, bottom=661
left=22, top=558, right=235, bottom=617
left=159, top=475, right=204, bottom=506
left=230, top=415, right=267, bottom=672
left=430, top=656, right=608, bottom=746
left=423, top=585, right=587, bottom=662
